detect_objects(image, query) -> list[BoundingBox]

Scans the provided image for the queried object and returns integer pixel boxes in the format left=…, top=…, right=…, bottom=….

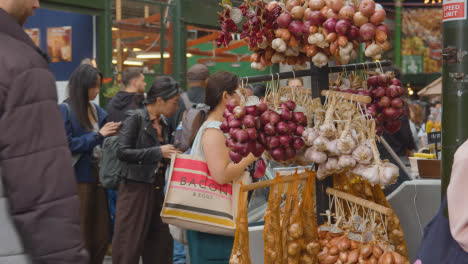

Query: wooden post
left=116, top=0, right=123, bottom=73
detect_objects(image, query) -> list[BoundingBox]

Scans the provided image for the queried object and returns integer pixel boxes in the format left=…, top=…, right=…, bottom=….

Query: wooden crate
left=417, top=159, right=441, bottom=179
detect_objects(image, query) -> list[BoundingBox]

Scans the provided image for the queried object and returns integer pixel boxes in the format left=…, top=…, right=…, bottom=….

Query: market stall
left=208, top=0, right=416, bottom=263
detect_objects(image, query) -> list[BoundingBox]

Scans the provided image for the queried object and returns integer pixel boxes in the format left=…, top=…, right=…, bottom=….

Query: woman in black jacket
left=112, top=76, right=181, bottom=264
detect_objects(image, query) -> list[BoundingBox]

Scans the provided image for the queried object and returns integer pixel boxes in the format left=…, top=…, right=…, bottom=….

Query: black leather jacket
left=117, top=108, right=170, bottom=185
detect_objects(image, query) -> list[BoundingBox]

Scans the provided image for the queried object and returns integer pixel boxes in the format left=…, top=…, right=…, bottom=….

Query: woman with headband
left=112, top=76, right=181, bottom=264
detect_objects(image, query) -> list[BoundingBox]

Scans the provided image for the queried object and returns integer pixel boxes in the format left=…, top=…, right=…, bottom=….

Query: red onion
left=378, top=96, right=391, bottom=108
left=384, top=120, right=402, bottom=134
left=261, top=111, right=271, bottom=125
left=281, top=108, right=293, bottom=121
left=276, top=121, right=290, bottom=134
left=359, top=0, right=376, bottom=17
left=292, top=112, right=307, bottom=125
left=284, top=147, right=297, bottom=160
left=336, top=19, right=351, bottom=35
left=233, top=106, right=246, bottom=119
left=324, top=18, right=337, bottom=33
left=220, top=120, right=229, bottom=133
left=235, top=129, right=249, bottom=143
left=269, top=136, right=281, bottom=149
left=245, top=105, right=259, bottom=116
left=293, top=137, right=305, bottom=150
left=376, top=125, right=384, bottom=136
left=266, top=1, right=279, bottom=11
left=253, top=159, right=266, bottom=178
left=247, top=128, right=258, bottom=140
left=397, top=86, right=406, bottom=97
left=391, top=97, right=404, bottom=108
left=377, top=24, right=390, bottom=36
left=280, top=135, right=291, bottom=147
left=256, top=101, right=268, bottom=113
left=226, top=99, right=238, bottom=112
left=357, top=89, right=371, bottom=96
left=347, top=26, right=360, bottom=40
left=378, top=73, right=391, bottom=86
left=238, top=142, right=250, bottom=157
left=229, top=118, right=242, bottom=128
left=229, top=151, right=242, bottom=163
left=227, top=115, right=236, bottom=123
left=252, top=142, right=265, bottom=157
left=374, top=86, right=386, bottom=98
left=223, top=109, right=232, bottom=119
left=383, top=107, right=399, bottom=120
left=269, top=111, right=281, bottom=125
left=271, top=147, right=285, bottom=161
left=277, top=12, right=293, bottom=29
left=391, top=78, right=402, bottom=87
left=360, top=23, right=376, bottom=41
left=286, top=100, right=296, bottom=111
left=304, top=8, right=313, bottom=21
left=243, top=115, right=256, bottom=128
left=303, top=21, right=312, bottom=35
left=398, top=107, right=406, bottom=117
left=339, top=5, right=355, bottom=21
left=309, top=11, right=326, bottom=26
left=386, top=85, right=400, bottom=98
left=255, top=117, right=262, bottom=130
left=366, top=104, right=378, bottom=117
left=264, top=123, right=276, bottom=136
left=367, top=75, right=379, bottom=88
left=288, top=122, right=297, bottom=133
left=226, top=138, right=235, bottom=148
left=344, top=89, right=357, bottom=94
left=296, top=125, right=306, bottom=136
left=289, top=20, right=305, bottom=37
left=258, top=132, right=267, bottom=145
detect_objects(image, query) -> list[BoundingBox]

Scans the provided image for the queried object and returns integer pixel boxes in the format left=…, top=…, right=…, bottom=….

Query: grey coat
left=0, top=8, right=88, bottom=263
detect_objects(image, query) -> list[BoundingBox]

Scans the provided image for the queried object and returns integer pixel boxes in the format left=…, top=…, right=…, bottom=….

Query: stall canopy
left=418, top=77, right=441, bottom=96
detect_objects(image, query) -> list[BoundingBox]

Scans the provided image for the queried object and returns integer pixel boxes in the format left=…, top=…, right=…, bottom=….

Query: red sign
left=443, top=0, right=466, bottom=21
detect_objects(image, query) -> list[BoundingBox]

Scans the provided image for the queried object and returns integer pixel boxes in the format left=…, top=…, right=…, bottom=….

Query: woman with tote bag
left=185, top=71, right=257, bottom=264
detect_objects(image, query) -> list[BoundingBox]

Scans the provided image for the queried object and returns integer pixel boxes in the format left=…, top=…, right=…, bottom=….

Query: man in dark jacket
left=0, top=1, right=88, bottom=263
left=169, top=64, right=210, bottom=132
left=106, top=68, right=146, bottom=122
left=105, top=68, right=146, bottom=245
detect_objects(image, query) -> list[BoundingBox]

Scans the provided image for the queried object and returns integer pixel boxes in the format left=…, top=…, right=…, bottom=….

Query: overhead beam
left=197, top=57, right=250, bottom=64
left=113, top=21, right=160, bottom=33
left=187, top=32, right=220, bottom=47
left=187, top=25, right=220, bottom=33
left=214, top=40, right=247, bottom=54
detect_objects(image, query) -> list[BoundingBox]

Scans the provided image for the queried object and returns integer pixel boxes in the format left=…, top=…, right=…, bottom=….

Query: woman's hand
left=160, top=144, right=181, bottom=159
left=99, top=122, right=120, bottom=137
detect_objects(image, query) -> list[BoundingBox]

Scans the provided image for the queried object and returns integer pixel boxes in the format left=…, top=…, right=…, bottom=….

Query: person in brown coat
left=0, top=0, right=88, bottom=263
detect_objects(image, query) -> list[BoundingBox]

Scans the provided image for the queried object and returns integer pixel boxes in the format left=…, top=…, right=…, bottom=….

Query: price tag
left=428, top=132, right=442, bottom=144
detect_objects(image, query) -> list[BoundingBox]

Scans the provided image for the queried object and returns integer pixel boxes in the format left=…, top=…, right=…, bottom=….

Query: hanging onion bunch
left=218, top=0, right=389, bottom=69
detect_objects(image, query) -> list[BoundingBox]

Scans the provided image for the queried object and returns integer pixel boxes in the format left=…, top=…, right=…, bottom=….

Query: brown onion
left=339, top=5, right=355, bottom=20
left=353, top=11, right=369, bottom=26
left=348, top=249, right=360, bottom=263
left=359, top=0, right=376, bottom=17
left=286, top=0, right=301, bottom=11
left=360, top=245, right=372, bottom=258
left=330, top=0, right=343, bottom=12
left=309, top=0, right=325, bottom=10
left=291, top=5, right=306, bottom=19
left=370, top=9, right=386, bottom=25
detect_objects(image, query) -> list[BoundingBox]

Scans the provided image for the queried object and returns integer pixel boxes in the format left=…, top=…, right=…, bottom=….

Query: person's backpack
left=99, top=110, right=145, bottom=190
left=173, top=93, right=210, bottom=152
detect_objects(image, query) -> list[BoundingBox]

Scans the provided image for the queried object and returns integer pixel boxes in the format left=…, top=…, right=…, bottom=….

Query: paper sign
left=443, top=0, right=466, bottom=22
left=47, top=26, right=72, bottom=62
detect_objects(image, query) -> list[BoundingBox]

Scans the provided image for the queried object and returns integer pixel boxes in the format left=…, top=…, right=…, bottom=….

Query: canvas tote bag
left=161, top=122, right=250, bottom=236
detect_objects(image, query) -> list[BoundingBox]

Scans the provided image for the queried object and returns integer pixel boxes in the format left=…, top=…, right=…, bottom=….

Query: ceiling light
left=186, top=53, right=193, bottom=58
left=123, top=48, right=128, bottom=52
left=136, top=52, right=170, bottom=59
left=113, top=49, right=117, bottom=52
left=112, top=59, right=117, bottom=64
left=123, top=59, right=144, bottom=66
left=133, top=48, right=142, bottom=52
left=112, top=27, right=119, bottom=31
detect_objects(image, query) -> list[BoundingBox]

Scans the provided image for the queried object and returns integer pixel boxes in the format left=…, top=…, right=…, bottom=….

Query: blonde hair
left=409, top=104, right=424, bottom=126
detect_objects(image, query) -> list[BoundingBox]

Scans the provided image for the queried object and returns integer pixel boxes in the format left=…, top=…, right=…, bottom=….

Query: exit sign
left=443, top=0, right=466, bottom=22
